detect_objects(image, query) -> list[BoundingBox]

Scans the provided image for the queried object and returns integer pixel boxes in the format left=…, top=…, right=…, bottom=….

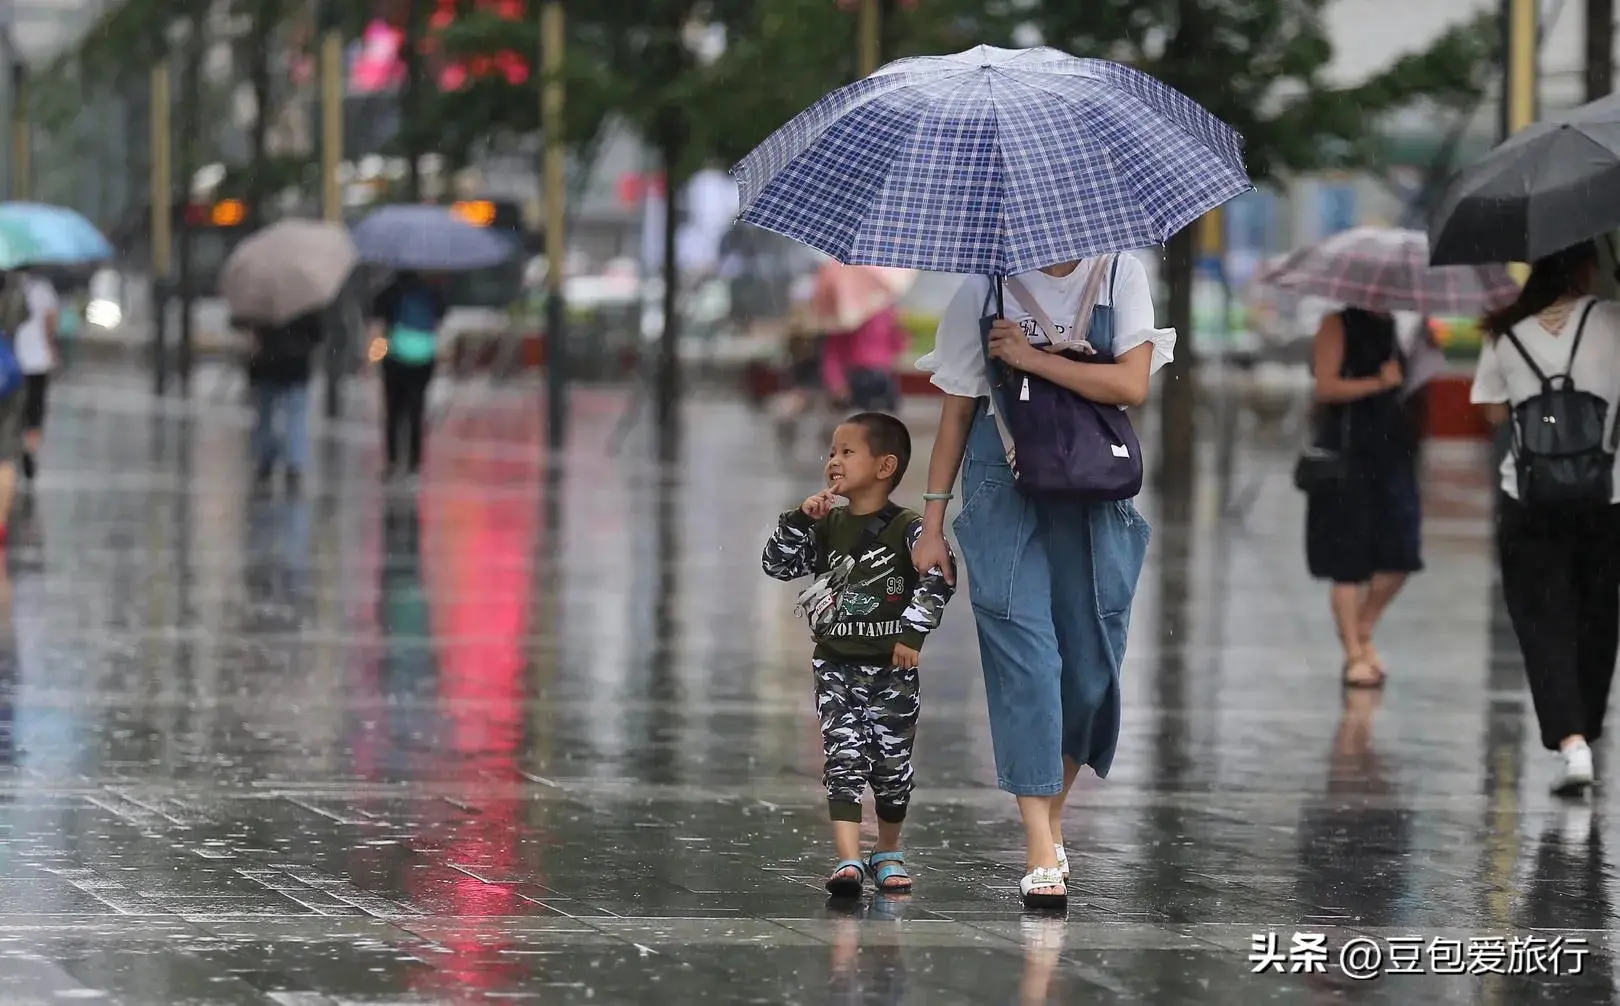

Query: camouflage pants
left=813, top=658, right=921, bottom=823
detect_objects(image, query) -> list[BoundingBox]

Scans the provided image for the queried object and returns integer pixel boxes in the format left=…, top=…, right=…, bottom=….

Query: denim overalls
left=953, top=274, right=1153, bottom=795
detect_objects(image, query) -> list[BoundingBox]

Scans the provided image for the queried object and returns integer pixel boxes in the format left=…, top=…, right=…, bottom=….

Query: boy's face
left=825, top=423, right=896, bottom=496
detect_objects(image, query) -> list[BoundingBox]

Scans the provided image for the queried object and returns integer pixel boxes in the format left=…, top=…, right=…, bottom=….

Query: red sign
left=615, top=173, right=667, bottom=208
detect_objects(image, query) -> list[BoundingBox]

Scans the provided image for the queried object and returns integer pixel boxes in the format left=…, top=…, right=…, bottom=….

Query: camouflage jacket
left=762, top=504, right=955, bottom=664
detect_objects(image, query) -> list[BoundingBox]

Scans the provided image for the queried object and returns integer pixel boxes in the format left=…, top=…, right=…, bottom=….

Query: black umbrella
left=1428, top=92, right=1620, bottom=266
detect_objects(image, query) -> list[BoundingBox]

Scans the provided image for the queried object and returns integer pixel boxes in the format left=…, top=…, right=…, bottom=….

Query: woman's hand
left=987, top=320, right=1041, bottom=371
left=1379, top=358, right=1404, bottom=390
left=911, top=529, right=955, bottom=586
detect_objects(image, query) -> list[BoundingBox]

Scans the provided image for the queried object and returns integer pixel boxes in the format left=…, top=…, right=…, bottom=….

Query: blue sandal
left=866, top=851, right=912, bottom=893
left=826, top=859, right=865, bottom=898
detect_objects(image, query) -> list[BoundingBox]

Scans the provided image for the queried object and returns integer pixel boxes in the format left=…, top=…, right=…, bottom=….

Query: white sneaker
left=1553, top=741, right=1595, bottom=797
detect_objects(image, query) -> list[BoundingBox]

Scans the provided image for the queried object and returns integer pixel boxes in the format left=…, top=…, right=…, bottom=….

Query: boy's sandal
left=1020, top=866, right=1067, bottom=912
left=825, top=858, right=865, bottom=898
left=1055, top=845, right=1069, bottom=879
left=865, top=851, right=912, bottom=893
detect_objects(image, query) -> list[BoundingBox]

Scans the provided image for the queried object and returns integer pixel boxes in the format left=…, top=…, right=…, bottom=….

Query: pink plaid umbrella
left=1258, top=227, right=1519, bottom=316
left=809, top=262, right=917, bottom=331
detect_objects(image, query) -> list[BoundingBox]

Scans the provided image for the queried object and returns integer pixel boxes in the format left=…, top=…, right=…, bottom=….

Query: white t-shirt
left=917, top=253, right=1175, bottom=400
left=14, top=276, right=57, bottom=375
left=1470, top=296, right=1620, bottom=501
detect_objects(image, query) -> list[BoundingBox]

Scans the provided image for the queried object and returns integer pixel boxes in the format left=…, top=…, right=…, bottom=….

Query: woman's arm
left=1017, top=342, right=1155, bottom=407
left=1312, top=314, right=1395, bottom=403
left=1470, top=335, right=1510, bottom=427
left=913, top=394, right=976, bottom=585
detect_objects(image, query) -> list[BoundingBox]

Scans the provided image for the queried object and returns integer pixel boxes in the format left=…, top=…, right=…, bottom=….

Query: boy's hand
left=801, top=490, right=836, bottom=520
left=891, top=642, right=920, bottom=669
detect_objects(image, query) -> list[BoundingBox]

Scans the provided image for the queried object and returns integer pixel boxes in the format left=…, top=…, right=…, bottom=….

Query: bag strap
left=854, top=502, right=902, bottom=556
left=1003, top=256, right=1112, bottom=347
left=1500, top=298, right=1597, bottom=390
left=977, top=278, right=1014, bottom=454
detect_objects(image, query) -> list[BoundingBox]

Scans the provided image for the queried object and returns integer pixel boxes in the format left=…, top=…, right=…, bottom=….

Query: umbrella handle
left=994, top=276, right=1005, bottom=318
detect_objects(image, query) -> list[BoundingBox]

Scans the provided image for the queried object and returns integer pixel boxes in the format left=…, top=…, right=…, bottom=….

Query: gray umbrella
left=1429, top=92, right=1620, bottom=266
left=351, top=204, right=515, bottom=271
left=220, top=219, right=357, bottom=326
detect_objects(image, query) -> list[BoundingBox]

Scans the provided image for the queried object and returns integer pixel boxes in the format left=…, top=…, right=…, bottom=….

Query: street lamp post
left=9, top=64, right=27, bottom=200
left=1587, top=0, right=1613, bottom=102
left=858, top=0, right=880, bottom=77
left=1502, top=0, right=1538, bottom=140
left=541, top=0, right=567, bottom=452
left=150, top=60, right=172, bottom=394
left=320, top=9, right=345, bottom=419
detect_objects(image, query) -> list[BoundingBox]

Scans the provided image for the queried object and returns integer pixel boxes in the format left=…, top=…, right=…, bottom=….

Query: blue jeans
left=252, top=381, right=310, bottom=473
left=953, top=406, right=1151, bottom=794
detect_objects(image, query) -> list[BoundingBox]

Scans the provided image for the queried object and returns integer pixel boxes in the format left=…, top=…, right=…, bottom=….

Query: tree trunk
left=1155, top=225, right=1197, bottom=496
left=655, top=143, right=683, bottom=453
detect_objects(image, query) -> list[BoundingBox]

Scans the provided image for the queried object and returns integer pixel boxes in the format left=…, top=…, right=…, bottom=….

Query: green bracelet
left=922, top=492, right=954, bottom=501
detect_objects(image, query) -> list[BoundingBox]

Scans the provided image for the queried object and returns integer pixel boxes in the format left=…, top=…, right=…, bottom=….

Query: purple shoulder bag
left=979, top=256, right=1145, bottom=501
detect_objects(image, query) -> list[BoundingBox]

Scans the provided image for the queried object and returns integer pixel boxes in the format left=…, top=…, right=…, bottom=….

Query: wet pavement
left=0, top=367, right=1609, bottom=1004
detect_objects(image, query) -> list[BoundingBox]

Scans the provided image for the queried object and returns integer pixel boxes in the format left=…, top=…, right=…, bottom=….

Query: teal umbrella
left=0, top=203, right=112, bottom=268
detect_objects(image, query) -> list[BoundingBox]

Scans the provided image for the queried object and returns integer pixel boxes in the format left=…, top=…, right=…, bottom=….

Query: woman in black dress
left=1305, top=308, right=1421, bottom=688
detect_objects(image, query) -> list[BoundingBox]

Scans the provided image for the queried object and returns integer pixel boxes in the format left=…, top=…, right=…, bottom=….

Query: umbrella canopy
left=220, top=219, right=358, bottom=327
left=0, top=203, right=113, bottom=268
left=1260, top=227, right=1520, bottom=317
left=351, top=204, right=515, bottom=271
left=810, top=263, right=916, bottom=330
left=1429, top=92, right=1620, bottom=265
left=732, top=45, right=1251, bottom=276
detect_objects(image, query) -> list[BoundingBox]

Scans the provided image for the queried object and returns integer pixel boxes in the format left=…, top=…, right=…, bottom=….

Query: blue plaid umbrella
left=732, top=45, right=1251, bottom=276
left=351, top=204, right=515, bottom=271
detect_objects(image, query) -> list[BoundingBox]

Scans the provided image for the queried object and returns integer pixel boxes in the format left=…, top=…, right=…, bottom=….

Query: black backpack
left=1501, top=300, right=1616, bottom=507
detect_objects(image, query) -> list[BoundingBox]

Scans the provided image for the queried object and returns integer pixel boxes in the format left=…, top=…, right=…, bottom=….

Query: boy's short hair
left=845, top=412, right=912, bottom=487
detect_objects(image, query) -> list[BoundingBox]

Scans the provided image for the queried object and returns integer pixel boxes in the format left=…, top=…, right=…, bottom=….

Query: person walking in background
left=1305, top=306, right=1421, bottom=689
left=0, top=272, right=35, bottom=545
left=13, top=269, right=57, bottom=484
left=1470, top=241, right=1620, bottom=797
left=823, top=304, right=908, bottom=413
left=369, top=271, right=448, bottom=480
left=246, top=311, right=323, bottom=495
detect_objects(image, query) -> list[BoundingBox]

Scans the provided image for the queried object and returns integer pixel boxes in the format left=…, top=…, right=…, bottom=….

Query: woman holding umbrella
left=1430, top=94, right=1620, bottom=795
left=1261, top=227, right=1518, bottom=688
left=733, top=45, right=1250, bottom=908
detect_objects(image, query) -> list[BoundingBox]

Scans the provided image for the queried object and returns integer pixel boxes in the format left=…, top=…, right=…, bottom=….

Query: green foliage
left=998, top=0, right=1498, bottom=182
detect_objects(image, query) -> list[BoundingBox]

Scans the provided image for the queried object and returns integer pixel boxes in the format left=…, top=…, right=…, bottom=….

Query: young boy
left=761, top=411, right=955, bottom=897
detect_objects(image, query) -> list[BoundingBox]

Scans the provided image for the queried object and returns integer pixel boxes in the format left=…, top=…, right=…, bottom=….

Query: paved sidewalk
left=0, top=368, right=1601, bottom=1004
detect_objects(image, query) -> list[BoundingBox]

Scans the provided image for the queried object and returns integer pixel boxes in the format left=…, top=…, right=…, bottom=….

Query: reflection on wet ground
left=0, top=370, right=1610, bottom=1004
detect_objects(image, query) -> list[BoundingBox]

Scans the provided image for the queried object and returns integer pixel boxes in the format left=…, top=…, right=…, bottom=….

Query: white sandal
left=1020, top=865, right=1067, bottom=911
left=1055, top=845, right=1069, bottom=879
